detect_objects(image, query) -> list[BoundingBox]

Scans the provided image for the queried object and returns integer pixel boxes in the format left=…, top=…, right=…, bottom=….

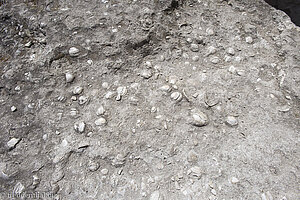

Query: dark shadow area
left=264, top=0, right=300, bottom=26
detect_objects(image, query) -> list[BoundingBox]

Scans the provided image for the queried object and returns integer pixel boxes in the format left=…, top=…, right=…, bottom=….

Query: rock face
left=264, top=0, right=300, bottom=26
left=0, top=0, right=299, bottom=200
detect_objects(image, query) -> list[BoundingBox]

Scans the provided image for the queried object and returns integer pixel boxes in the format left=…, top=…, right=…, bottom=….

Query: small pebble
left=231, top=177, right=239, bottom=184
left=141, top=69, right=152, bottom=79
left=74, top=121, right=85, bottom=133
left=190, top=166, right=202, bottom=177
left=65, top=73, right=75, bottom=83
left=168, top=75, right=178, bottom=85
left=88, top=161, right=99, bottom=172
left=71, top=96, right=77, bottom=101
left=192, top=56, right=199, bottom=62
left=11, top=106, right=17, bottom=112
left=191, top=111, right=209, bottom=127
left=160, top=85, right=171, bottom=92
left=73, top=86, right=83, bottom=95
left=190, top=43, right=199, bottom=52
left=95, top=117, right=106, bottom=126
left=227, top=47, right=235, bottom=55
left=210, top=56, right=220, bottom=64
left=87, top=60, right=93, bottom=65
left=96, top=105, right=105, bottom=116
left=102, top=82, right=109, bottom=89
left=15, top=86, right=21, bottom=91
left=187, top=150, right=198, bottom=162
left=206, top=46, right=216, bottom=56
left=206, top=28, right=215, bottom=36
left=32, top=175, right=40, bottom=187
left=228, top=65, right=236, bottom=74
left=25, top=41, right=33, bottom=47
left=101, top=168, right=109, bottom=175
left=225, top=116, right=238, bottom=127
left=246, top=36, right=253, bottom=44
left=211, top=189, right=217, bottom=196
left=69, top=47, right=80, bottom=57
left=7, top=138, right=21, bottom=149
left=105, top=91, right=116, bottom=99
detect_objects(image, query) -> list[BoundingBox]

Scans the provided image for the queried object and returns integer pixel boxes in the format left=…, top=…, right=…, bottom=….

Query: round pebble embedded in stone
left=69, top=47, right=80, bottom=57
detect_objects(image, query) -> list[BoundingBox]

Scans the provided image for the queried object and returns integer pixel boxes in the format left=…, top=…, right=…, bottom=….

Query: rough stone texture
left=0, top=0, right=299, bottom=199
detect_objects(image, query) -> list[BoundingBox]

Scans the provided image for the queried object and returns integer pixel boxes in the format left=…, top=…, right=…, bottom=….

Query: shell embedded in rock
left=171, top=91, right=183, bottom=101
left=191, top=111, right=209, bottom=127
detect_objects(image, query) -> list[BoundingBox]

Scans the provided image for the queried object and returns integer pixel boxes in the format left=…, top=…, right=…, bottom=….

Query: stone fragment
left=96, top=105, right=105, bottom=116
left=74, top=121, right=85, bottom=133
left=150, top=191, right=160, bottom=200
left=101, top=168, right=109, bottom=175
left=227, top=47, right=235, bottom=55
left=141, top=69, right=152, bottom=79
left=88, top=161, right=99, bottom=172
left=11, top=106, right=17, bottom=112
left=206, top=28, right=214, bottom=36
left=7, top=138, right=21, bottom=149
left=190, top=166, right=202, bottom=177
left=95, top=117, right=106, bottom=126
left=69, top=47, right=80, bottom=57
left=102, top=82, right=109, bottom=89
left=231, top=177, right=239, bottom=184
left=160, top=85, right=171, bottom=92
left=32, top=175, right=40, bottom=188
left=190, top=43, right=199, bottom=52
left=210, top=56, right=220, bottom=64
left=116, top=86, right=127, bottom=101
left=246, top=36, right=253, bottom=44
left=73, top=86, right=83, bottom=95
left=65, top=72, right=75, bottom=83
left=187, top=150, right=198, bottom=162
left=228, top=65, right=236, bottom=74
left=191, top=111, right=209, bottom=127
left=225, top=116, right=238, bottom=127
left=168, top=75, right=178, bottom=85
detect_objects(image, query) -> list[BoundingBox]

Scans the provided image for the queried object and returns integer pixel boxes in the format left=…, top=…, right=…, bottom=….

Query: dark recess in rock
left=264, top=0, right=300, bottom=26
